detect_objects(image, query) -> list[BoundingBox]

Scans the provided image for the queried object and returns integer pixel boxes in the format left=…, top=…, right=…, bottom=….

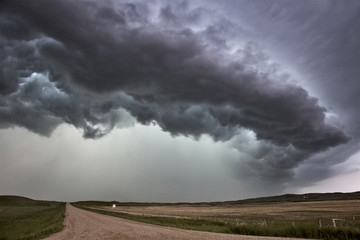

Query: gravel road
left=46, top=203, right=309, bottom=240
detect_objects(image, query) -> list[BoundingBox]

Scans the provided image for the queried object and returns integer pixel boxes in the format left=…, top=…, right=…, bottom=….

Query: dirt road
left=46, top=203, right=308, bottom=240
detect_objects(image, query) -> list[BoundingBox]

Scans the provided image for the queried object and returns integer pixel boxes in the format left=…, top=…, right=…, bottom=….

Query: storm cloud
left=0, top=0, right=355, bottom=185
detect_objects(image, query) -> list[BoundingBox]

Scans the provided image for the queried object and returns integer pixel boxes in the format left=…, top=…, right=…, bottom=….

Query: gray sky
left=1, top=0, right=360, bottom=202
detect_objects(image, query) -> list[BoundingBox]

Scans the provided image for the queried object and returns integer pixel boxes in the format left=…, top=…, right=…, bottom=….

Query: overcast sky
left=1, top=0, right=360, bottom=202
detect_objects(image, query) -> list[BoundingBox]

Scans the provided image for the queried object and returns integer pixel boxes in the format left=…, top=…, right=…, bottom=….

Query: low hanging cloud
left=0, top=0, right=351, bottom=182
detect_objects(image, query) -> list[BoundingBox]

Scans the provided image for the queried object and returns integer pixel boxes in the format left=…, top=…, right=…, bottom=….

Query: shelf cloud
left=0, top=0, right=358, bottom=188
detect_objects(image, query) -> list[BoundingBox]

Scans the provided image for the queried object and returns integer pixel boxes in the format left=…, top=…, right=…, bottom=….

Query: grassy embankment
left=0, top=196, right=65, bottom=240
left=74, top=191, right=360, bottom=240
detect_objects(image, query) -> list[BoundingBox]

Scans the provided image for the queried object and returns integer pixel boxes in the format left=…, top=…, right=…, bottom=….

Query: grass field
left=0, top=196, right=65, bottom=240
left=74, top=192, right=360, bottom=239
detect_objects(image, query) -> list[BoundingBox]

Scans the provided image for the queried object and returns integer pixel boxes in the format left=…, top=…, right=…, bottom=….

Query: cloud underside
left=0, top=0, right=350, bottom=182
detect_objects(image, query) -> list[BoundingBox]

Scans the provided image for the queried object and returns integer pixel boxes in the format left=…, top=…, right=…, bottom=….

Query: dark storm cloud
left=223, top=0, right=360, bottom=135
left=212, top=0, right=360, bottom=185
left=227, top=131, right=310, bottom=182
left=0, top=0, right=352, bottom=182
left=0, top=71, right=134, bottom=137
left=291, top=140, right=360, bottom=187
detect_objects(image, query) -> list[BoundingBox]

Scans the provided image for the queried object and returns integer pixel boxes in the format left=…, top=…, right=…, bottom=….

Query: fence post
left=332, top=219, right=336, bottom=228
left=318, top=219, right=322, bottom=228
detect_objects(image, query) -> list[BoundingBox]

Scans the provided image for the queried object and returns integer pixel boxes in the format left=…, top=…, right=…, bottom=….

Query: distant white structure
left=112, top=204, right=116, bottom=208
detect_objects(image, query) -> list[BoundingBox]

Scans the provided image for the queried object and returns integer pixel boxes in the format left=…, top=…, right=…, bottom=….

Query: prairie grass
left=73, top=204, right=360, bottom=239
left=0, top=196, right=65, bottom=240
left=74, top=193, right=360, bottom=240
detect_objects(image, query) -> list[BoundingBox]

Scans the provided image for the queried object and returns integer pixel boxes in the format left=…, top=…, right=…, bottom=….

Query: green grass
left=0, top=196, right=66, bottom=240
left=229, top=222, right=360, bottom=240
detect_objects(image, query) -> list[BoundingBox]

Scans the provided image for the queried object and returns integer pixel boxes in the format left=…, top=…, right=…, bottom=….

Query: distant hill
left=0, top=195, right=36, bottom=206
left=223, top=191, right=360, bottom=205
left=0, top=195, right=58, bottom=207
left=74, top=191, right=360, bottom=207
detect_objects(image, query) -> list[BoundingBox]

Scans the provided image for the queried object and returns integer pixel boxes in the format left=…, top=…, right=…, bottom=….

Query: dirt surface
left=46, top=203, right=309, bottom=240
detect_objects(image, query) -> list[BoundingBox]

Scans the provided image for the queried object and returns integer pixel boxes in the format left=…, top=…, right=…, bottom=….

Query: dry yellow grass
left=91, top=200, right=360, bottom=226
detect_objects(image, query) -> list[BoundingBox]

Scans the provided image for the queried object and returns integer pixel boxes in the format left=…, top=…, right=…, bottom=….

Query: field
left=0, top=196, right=65, bottom=240
left=86, top=200, right=360, bottom=225
left=74, top=192, right=360, bottom=239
